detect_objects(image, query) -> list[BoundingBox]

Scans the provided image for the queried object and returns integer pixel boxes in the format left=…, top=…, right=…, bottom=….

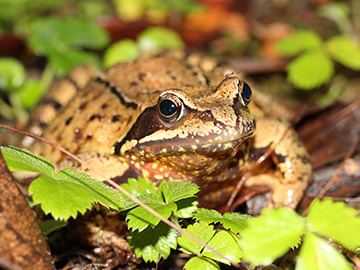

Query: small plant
left=1, top=145, right=360, bottom=269
left=103, top=26, right=185, bottom=67
left=276, top=2, right=360, bottom=90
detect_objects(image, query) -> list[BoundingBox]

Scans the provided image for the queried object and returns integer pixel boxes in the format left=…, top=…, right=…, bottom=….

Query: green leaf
left=276, top=30, right=322, bottom=56
left=40, top=219, right=67, bottom=236
left=307, top=199, right=360, bottom=249
left=326, top=35, right=360, bottom=70
left=287, top=49, right=334, bottom=89
left=173, top=198, right=198, bottom=219
left=48, top=47, right=101, bottom=75
left=202, top=230, right=242, bottom=265
left=194, top=209, right=251, bottom=234
left=127, top=202, right=177, bottom=232
left=103, top=39, right=140, bottom=67
left=28, top=168, right=123, bottom=220
left=122, top=192, right=164, bottom=211
left=129, top=222, right=178, bottom=262
left=159, top=181, right=199, bottom=204
left=296, top=233, right=352, bottom=270
left=120, top=177, right=157, bottom=199
left=57, top=169, right=124, bottom=210
left=29, top=17, right=109, bottom=73
left=1, top=146, right=55, bottom=177
left=29, top=175, right=93, bottom=220
left=178, top=222, right=215, bottom=255
left=222, top=212, right=251, bottom=234
left=17, top=79, right=45, bottom=109
left=29, top=17, right=109, bottom=53
left=0, top=58, right=26, bottom=91
left=194, top=208, right=223, bottom=223
left=138, top=26, right=184, bottom=51
left=240, top=207, right=306, bottom=266
left=184, top=256, right=220, bottom=270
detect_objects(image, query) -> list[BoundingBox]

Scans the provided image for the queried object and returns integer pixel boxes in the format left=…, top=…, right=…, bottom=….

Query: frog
left=22, top=50, right=312, bottom=210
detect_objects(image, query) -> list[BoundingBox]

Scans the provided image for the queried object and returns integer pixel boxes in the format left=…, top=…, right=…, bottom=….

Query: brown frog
left=22, top=50, right=312, bottom=210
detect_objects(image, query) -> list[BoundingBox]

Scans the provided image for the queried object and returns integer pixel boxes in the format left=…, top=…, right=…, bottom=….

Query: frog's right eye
left=158, top=93, right=184, bottom=123
left=240, top=82, right=252, bottom=106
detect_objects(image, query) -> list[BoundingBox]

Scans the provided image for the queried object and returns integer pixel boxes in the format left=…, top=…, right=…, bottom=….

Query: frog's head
left=116, top=75, right=255, bottom=175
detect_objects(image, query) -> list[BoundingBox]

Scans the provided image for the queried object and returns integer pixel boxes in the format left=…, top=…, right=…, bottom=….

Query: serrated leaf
left=138, top=26, right=184, bottom=51
left=123, top=193, right=164, bottom=210
left=57, top=169, right=124, bottom=210
left=48, top=47, right=101, bottom=74
left=202, top=230, right=242, bottom=265
left=194, top=208, right=223, bottom=223
left=222, top=212, right=251, bottom=234
left=194, top=209, right=251, bottom=234
left=129, top=222, right=178, bottom=262
left=127, top=202, right=177, bottom=232
left=296, top=233, right=352, bottom=270
left=40, top=219, right=67, bottom=236
left=29, top=17, right=109, bottom=53
left=28, top=168, right=123, bottom=220
left=184, top=256, right=220, bottom=270
left=1, top=146, right=55, bottom=177
left=326, top=35, right=360, bottom=70
left=307, top=199, right=360, bottom=249
left=0, top=57, right=26, bottom=91
left=287, top=49, right=334, bottom=89
left=29, top=175, right=93, bottom=220
left=178, top=222, right=215, bottom=255
left=29, top=17, right=109, bottom=73
left=103, top=39, right=140, bottom=67
left=174, top=198, right=198, bottom=219
left=159, top=181, right=199, bottom=204
left=120, top=177, right=157, bottom=198
left=276, top=30, right=322, bottom=56
left=240, top=207, right=306, bottom=266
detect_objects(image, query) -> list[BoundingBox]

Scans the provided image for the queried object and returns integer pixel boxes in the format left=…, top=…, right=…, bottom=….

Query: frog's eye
left=158, top=94, right=183, bottom=123
left=241, top=82, right=252, bottom=105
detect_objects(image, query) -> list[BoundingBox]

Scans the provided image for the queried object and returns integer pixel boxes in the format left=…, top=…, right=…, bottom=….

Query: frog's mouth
left=128, top=121, right=255, bottom=158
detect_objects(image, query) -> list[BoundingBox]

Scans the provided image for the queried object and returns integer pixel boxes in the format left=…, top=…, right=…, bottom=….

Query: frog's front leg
left=246, top=118, right=312, bottom=208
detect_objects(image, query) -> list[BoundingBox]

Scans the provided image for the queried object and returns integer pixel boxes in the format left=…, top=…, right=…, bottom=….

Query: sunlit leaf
left=178, top=222, right=215, bottom=255
left=326, top=35, right=360, bottom=70
left=276, top=30, right=322, bottom=56
left=184, top=256, right=220, bottom=270
left=129, top=222, right=178, bottom=262
left=202, top=231, right=242, bottom=265
left=307, top=199, right=360, bottom=249
left=138, top=26, right=184, bottom=51
left=1, top=146, right=55, bottom=177
left=103, top=39, right=140, bottom=67
left=296, top=233, right=352, bottom=270
left=287, top=49, right=334, bottom=89
left=240, top=207, right=306, bottom=265
left=0, top=58, right=26, bottom=91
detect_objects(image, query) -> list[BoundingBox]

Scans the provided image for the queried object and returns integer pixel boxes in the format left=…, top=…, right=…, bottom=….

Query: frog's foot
left=251, top=118, right=312, bottom=208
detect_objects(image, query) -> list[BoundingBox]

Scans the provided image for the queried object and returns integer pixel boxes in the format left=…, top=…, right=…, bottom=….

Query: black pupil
left=160, top=99, right=178, bottom=117
left=242, top=82, right=252, bottom=101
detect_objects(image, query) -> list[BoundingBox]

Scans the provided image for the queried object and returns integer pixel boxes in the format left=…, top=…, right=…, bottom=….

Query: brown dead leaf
left=0, top=151, right=54, bottom=270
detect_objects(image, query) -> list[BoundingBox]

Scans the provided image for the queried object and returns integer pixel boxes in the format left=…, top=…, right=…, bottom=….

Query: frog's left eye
left=241, top=82, right=252, bottom=105
left=158, top=94, right=184, bottom=123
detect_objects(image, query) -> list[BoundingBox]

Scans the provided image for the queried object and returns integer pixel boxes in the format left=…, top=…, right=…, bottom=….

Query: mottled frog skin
left=23, top=51, right=312, bottom=209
